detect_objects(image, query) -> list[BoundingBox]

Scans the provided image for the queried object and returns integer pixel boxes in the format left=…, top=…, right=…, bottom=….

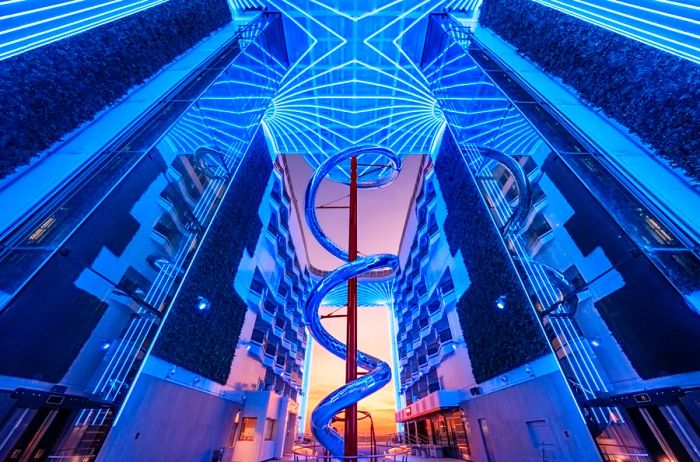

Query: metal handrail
left=292, top=443, right=410, bottom=462
left=385, top=432, right=429, bottom=447
left=307, top=265, right=395, bottom=280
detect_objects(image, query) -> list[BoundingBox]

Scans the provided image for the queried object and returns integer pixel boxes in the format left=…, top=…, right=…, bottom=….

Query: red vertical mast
left=344, top=155, right=359, bottom=457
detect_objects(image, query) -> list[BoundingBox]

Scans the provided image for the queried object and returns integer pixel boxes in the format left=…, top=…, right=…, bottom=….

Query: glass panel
left=239, top=418, right=257, bottom=441
left=0, top=13, right=288, bottom=429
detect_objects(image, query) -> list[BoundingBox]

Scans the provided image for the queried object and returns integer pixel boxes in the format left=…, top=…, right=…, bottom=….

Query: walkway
left=473, top=27, right=700, bottom=244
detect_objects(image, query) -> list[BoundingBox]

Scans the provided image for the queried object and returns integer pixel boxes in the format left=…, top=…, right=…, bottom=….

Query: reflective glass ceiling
left=241, top=0, right=482, bottom=176
left=226, top=0, right=700, bottom=180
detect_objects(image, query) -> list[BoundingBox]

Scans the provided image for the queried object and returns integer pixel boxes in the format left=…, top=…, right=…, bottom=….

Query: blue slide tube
left=303, top=146, right=401, bottom=458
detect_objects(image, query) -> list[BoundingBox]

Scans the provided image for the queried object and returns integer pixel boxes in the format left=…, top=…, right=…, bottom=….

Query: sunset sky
left=284, top=154, right=424, bottom=271
left=304, top=305, right=398, bottom=436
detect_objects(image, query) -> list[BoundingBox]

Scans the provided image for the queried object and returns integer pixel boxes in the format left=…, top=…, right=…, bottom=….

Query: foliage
left=480, top=0, right=700, bottom=181
left=0, top=0, right=231, bottom=179
left=436, top=132, right=549, bottom=383
left=154, top=132, right=272, bottom=384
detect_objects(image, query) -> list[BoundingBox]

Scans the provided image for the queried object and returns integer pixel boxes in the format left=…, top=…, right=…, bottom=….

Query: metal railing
left=307, top=265, right=396, bottom=280
left=292, top=443, right=410, bottom=462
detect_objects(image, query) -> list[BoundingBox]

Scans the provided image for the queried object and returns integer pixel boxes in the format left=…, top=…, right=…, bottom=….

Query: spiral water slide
left=303, top=146, right=401, bottom=458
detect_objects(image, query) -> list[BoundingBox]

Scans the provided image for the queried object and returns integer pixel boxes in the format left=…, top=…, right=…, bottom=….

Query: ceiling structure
left=5, top=1, right=694, bottom=172
left=226, top=0, right=699, bottom=181
left=4, top=1, right=695, bottom=70
left=249, top=0, right=481, bottom=179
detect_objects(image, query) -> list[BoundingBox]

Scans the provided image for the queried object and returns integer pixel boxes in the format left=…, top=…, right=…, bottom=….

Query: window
left=117, top=266, right=150, bottom=296
left=239, top=417, right=257, bottom=441
left=523, top=211, right=552, bottom=252
left=264, top=419, right=276, bottom=441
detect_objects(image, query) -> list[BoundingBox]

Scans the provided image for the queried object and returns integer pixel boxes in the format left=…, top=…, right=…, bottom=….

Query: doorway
left=283, top=412, right=297, bottom=455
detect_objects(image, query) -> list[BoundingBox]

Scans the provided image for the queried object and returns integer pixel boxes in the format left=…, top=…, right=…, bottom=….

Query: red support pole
left=345, top=155, right=359, bottom=458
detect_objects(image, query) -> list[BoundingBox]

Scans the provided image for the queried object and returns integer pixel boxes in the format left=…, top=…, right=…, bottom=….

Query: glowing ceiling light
left=495, top=294, right=507, bottom=310
left=258, top=0, right=466, bottom=171
left=196, top=296, right=211, bottom=313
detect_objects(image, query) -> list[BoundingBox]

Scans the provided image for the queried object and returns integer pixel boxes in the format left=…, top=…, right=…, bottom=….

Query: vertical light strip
left=386, top=299, right=403, bottom=432
left=297, top=331, right=314, bottom=436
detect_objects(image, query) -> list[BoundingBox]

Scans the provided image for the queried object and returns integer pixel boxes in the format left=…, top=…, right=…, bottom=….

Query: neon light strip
left=387, top=299, right=404, bottom=431
left=297, top=333, right=314, bottom=435
left=261, top=0, right=452, bottom=160
left=532, top=0, right=700, bottom=64
left=0, top=0, right=168, bottom=60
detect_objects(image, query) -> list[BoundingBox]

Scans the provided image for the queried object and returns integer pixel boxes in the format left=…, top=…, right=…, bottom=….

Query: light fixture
left=495, top=295, right=507, bottom=310
left=590, top=338, right=601, bottom=348
left=101, top=341, right=111, bottom=351
left=196, top=296, right=211, bottom=313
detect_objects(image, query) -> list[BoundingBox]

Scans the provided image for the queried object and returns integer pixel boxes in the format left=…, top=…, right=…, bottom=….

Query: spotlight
left=101, top=341, right=111, bottom=350
left=495, top=295, right=507, bottom=310
left=196, top=296, right=211, bottom=313
left=590, top=338, right=601, bottom=348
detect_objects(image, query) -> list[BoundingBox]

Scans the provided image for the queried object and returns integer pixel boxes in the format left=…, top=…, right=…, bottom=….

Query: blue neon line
left=297, top=331, right=314, bottom=435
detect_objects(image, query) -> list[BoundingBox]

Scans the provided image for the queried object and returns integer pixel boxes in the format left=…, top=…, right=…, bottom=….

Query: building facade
left=0, top=2, right=699, bottom=462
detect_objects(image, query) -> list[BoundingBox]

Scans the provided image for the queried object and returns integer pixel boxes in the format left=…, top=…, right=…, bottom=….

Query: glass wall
left=422, top=13, right=700, bottom=461
left=0, top=13, right=287, bottom=461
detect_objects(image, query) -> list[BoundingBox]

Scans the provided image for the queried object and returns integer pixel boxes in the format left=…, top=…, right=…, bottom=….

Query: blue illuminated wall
left=0, top=14, right=288, bottom=444
left=247, top=0, right=482, bottom=179
left=393, top=175, right=469, bottom=403
left=478, top=0, right=700, bottom=180
left=0, top=0, right=234, bottom=180
left=424, top=13, right=700, bottom=429
left=529, top=0, right=700, bottom=64
left=1, top=0, right=169, bottom=60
